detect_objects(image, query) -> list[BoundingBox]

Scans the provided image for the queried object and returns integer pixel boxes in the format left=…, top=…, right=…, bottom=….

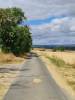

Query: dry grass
left=44, top=51, right=75, bottom=64
left=0, top=52, right=24, bottom=64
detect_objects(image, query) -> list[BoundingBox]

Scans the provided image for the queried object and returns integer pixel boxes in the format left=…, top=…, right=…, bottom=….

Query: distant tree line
left=33, top=45, right=75, bottom=51
left=0, top=7, right=32, bottom=55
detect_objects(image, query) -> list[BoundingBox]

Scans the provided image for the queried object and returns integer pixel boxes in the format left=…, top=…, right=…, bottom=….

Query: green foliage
left=0, top=7, right=25, bottom=26
left=0, top=7, right=32, bottom=55
left=57, top=46, right=65, bottom=51
left=10, top=26, right=32, bottom=55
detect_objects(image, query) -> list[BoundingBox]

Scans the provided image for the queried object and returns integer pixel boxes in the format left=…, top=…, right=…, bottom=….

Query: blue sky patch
left=21, top=16, right=66, bottom=26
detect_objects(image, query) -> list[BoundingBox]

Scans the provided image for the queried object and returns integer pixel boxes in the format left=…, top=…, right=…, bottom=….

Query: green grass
left=46, top=56, right=66, bottom=67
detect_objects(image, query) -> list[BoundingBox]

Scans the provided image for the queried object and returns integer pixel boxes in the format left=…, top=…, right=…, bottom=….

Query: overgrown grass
left=46, top=56, right=66, bottom=67
left=0, top=52, right=24, bottom=64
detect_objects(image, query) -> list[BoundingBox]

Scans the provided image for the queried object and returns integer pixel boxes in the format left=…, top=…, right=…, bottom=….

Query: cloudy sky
left=0, top=0, right=75, bottom=45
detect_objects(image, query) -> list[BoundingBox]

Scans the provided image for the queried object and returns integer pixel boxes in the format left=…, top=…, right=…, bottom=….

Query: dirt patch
left=0, top=63, right=25, bottom=100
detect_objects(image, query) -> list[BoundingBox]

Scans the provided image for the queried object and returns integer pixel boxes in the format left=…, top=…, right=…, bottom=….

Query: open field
left=34, top=49, right=75, bottom=96
left=0, top=52, right=25, bottom=100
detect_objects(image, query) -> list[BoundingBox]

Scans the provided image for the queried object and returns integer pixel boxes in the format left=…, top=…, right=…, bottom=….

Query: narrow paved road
left=4, top=53, right=73, bottom=100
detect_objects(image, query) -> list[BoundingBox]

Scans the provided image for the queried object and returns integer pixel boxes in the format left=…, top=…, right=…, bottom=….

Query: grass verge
left=46, top=56, right=66, bottom=67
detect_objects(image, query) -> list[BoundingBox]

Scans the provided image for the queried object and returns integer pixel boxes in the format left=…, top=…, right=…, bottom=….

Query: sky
left=0, top=0, right=75, bottom=45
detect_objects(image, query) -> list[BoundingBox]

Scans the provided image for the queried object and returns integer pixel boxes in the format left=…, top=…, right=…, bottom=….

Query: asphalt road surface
left=4, top=53, right=74, bottom=100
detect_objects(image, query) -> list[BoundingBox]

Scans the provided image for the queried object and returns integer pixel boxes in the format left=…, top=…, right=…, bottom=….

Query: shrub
left=52, top=48, right=57, bottom=52
left=52, top=46, right=65, bottom=52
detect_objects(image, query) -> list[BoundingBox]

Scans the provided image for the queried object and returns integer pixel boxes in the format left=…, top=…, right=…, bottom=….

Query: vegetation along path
left=4, top=53, right=74, bottom=100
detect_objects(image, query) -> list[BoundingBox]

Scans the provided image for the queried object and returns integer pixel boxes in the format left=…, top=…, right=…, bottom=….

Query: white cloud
left=31, top=17, right=70, bottom=33
left=0, top=0, right=75, bottom=45
left=0, top=0, right=75, bottom=19
left=69, top=18, right=75, bottom=31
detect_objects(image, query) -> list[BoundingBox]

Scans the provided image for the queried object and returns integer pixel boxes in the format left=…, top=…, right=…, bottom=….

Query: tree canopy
left=0, top=7, right=32, bottom=55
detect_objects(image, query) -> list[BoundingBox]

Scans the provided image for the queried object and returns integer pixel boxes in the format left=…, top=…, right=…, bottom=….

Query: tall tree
left=0, top=7, right=32, bottom=55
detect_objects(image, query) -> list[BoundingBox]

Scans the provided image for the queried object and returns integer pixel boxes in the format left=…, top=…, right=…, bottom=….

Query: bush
left=52, top=46, right=65, bottom=52
left=57, top=46, right=65, bottom=51
left=52, top=48, right=57, bottom=52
